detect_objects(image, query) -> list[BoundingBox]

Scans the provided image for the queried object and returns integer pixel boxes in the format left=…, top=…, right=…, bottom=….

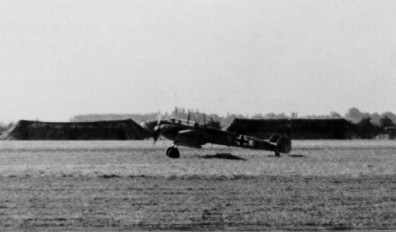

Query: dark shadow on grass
left=288, top=154, right=306, bottom=158
left=267, top=155, right=281, bottom=158
left=266, top=153, right=306, bottom=158
left=99, top=174, right=121, bottom=179
left=199, top=153, right=246, bottom=161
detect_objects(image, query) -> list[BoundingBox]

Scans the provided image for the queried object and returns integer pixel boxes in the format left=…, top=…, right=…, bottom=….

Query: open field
left=0, top=140, right=395, bottom=231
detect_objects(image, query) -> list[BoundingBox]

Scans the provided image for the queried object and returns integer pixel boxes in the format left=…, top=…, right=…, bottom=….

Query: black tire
left=166, top=147, right=180, bottom=159
left=275, top=152, right=281, bottom=157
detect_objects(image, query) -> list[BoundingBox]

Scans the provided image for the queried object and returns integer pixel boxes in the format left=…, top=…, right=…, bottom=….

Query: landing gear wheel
left=275, top=152, right=280, bottom=157
left=166, top=147, right=180, bottom=159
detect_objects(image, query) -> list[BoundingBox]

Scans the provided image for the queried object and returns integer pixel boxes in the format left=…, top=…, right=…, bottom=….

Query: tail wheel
left=166, top=147, right=180, bottom=159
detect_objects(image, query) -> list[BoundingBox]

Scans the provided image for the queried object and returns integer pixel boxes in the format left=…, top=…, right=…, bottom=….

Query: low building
left=225, top=118, right=356, bottom=140
left=0, top=119, right=151, bottom=140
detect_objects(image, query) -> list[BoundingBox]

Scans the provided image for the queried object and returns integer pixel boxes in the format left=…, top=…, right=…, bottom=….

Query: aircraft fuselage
left=158, top=119, right=289, bottom=152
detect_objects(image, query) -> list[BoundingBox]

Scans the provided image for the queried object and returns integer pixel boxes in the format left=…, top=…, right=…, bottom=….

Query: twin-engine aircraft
left=141, top=115, right=292, bottom=159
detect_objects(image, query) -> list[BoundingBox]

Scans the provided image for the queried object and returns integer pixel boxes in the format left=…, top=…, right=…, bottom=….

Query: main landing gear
left=166, top=146, right=180, bottom=159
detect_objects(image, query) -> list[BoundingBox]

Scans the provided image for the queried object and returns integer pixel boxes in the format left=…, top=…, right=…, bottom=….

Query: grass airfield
left=0, top=140, right=395, bottom=231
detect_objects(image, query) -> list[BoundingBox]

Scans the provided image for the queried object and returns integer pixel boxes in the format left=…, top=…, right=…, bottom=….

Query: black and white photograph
left=0, top=0, right=395, bottom=231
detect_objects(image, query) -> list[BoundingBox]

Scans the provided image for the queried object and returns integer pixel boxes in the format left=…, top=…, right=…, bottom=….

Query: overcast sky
left=1, top=0, right=395, bottom=122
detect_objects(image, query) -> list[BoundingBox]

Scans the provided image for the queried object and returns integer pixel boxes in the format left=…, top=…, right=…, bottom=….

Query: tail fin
left=286, top=120, right=292, bottom=139
left=273, top=122, right=292, bottom=154
left=275, top=135, right=291, bottom=154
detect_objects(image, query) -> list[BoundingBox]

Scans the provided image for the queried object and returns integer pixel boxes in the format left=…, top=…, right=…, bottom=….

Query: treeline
left=344, top=108, right=396, bottom=139
left=70, top=113, right=160, bottom=124
left=70, top=107, right=292, bottom=127
left=2, top=107, right=394, bottom=139
left=70, top=107, right=396, bottom=138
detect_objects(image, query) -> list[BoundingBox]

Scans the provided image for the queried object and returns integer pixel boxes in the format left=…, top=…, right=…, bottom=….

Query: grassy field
left=0, top=140, right=395, bottom=230
left=0, top=140, right=395, bottom=178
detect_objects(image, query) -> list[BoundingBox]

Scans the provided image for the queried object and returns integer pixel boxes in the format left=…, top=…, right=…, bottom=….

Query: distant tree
left=330, top=111, right=342, bottom=118
left=251, top=113, right=265, bottom=119
left=304, top=114, right=331, bottom=119
left=370, top=113, right=381, bottom=126
left=172, top=107, right=180, bottom=118
left=381, top=112, right=396, bottom=125
left=379, top=116, right=394, bottom=129
left=362, top=112, right=371, bottom=119
left=276, top=113, right=288, bottom=119
left=355, top=117, right=379, bottom=139
left=345, top=107, right=364, bottom=123
left=264, top=113, right=277, bottom=119
left=70, top=113, right=159, bottom=123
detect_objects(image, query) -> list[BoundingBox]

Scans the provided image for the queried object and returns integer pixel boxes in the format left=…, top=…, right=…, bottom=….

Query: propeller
left=153, top=111, right=162, bottom=144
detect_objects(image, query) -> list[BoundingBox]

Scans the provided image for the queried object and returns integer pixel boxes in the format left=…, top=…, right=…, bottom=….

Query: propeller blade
left=156, top=111, right=162, bottom=127
left=153, top=111, right=162, bottom=145
left=153, top=131, right=159, bottom=144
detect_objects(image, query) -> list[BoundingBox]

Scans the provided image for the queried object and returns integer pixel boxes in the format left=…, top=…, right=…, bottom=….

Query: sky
left=1, top=0, right=396, bottom=122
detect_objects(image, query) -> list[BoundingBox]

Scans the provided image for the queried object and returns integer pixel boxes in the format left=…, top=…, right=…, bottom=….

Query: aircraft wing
left=175, top=129, right=207, bottom=148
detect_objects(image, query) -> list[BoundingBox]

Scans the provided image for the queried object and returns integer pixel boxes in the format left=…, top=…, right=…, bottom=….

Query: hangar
left=0, top=119, right=151, bottom=140
left=226, top=118, right=356, bottom=140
